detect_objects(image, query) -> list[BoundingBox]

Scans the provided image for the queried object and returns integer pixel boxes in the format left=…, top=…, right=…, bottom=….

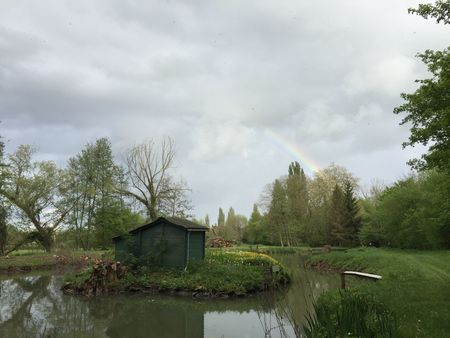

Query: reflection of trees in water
left=106, top=299, right=204, bottom=338
left=0, top=276, right=110, bottom=338
left=255, top=253, right=340, bottom=338
left=0, top=256, right=339, bottom=338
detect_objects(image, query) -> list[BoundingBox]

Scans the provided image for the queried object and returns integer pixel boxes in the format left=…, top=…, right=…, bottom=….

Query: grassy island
left=63, top=250, right=290, bottom=298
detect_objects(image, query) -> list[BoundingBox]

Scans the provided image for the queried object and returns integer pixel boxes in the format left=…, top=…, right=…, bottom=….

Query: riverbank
left=63, top=250, right=290, bottom=298
left=0, top=250, right=108, bottom=273
left=307, top=248, right=450, bottom=337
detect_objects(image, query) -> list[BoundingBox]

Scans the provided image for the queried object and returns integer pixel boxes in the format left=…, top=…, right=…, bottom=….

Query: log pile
left=62, top=261, right=126, bottom=296
left=207, top=237, right=234, bottom=248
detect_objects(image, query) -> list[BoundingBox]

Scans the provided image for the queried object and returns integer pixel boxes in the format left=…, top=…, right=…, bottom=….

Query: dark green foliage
left=329, top=185, right=346, bottom=245
left=343, top=180, right=362, bottom=245
left=329, top=180, right=362, bottom=247
left=92, top=200, right=143, bottom=249
left=374, top=171, right=450, bottom=249
left=305, top=289, right=398, bottom=338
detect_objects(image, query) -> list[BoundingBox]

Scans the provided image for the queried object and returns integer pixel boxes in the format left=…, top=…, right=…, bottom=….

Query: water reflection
left=0, top=253, right=339, bottom=338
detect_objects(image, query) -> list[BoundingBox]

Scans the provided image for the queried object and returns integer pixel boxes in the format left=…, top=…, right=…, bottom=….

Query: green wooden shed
left=113, top=216, right=208, bottom=268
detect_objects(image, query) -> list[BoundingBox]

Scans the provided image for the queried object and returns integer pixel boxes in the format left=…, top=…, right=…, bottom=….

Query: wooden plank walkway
left=340, top=270, right=382, bottom=289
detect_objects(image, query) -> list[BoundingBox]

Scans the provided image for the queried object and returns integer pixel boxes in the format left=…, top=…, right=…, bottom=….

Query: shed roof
left=113, top=216, right=208, bottom=240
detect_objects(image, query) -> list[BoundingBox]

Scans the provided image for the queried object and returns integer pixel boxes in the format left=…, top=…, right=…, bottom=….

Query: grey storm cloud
left=0, top=0, right=448, bottom=218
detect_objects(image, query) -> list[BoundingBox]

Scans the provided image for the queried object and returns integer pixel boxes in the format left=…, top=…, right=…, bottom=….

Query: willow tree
left=0, top=145, right=71, bottom=252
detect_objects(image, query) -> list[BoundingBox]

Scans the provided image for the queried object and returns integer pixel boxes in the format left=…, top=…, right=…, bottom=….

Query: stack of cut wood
left=62, top=261, right=127, bottom=296
left=207, top=237, right=234, bottom=248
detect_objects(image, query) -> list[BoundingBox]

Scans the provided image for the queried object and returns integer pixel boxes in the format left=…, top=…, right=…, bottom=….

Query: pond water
left=0, top=253, right=339, bottom=338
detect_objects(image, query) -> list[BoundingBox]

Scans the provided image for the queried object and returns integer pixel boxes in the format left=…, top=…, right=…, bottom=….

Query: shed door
left=188, top=231, right=204, bottom=262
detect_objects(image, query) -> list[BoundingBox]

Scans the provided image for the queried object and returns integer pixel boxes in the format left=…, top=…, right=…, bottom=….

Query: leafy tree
left=0, top=145, right=71, bottom=252
left=408, top=0, right=450, bottom=24
left=204, top=214, right=210, bottom=227
left=92, top=200, right=143, bottom=249
left=358, top=184, right=386, bottom=247
left=65, top=138, right=125, bottom=248
left=286, top=161, right=309, bottom=243
left=329, top=184, right=347, bottom=246
left=243, top=204, right=267, bottom=244
left=374, top=172, right=450, bottom=249
left=394, top=47, right=450, bottom=172
left=394, top=1, right=449, bottom=172
left=342, top=180, right=362, bottom=245
left=267, top=179, right=289, bottom=246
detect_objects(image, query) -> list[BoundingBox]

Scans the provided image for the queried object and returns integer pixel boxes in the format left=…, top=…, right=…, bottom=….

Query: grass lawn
left=308, top=247, right=450, bottom=337
left=0, top=249, right=110, bottom=272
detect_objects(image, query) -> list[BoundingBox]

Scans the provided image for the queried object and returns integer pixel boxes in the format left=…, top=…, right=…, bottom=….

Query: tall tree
left=119, top=138, right=189, bottom=220
left=342, top=180, right=362, bottom=246
left=0, top=145, right=71, bottom=252
left=329, top=184, right=346, bottom=246
left=243, top=204, right=265, bottom=244
left=65, top=138, right=125, bottom=248
left=217, top=208, right=225, bottom=227
left=0, top=136, right=7, bottom=255
left=286, top=161, right=309, bottom=244
left=204, top=214, right=210, bottom=227
left=394, top=2, right=450, bottom=173
left=267, top=179, right=289, bottom=246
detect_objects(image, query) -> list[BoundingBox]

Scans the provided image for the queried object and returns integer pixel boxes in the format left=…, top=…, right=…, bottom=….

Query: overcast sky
left=0, top=0, right=448, bottom=221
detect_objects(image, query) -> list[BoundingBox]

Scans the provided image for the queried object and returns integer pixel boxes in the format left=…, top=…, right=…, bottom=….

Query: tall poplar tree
left=268, top=179, right=289, bottom=246
left=217, top=208, right=225, bottom=227
left=286, top=161, right=309, bottom=243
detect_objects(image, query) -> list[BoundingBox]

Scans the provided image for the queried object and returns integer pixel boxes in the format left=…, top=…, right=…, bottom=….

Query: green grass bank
left=307, top=248, right=450, bottom=337
left=0, top=249, right=108, bottom=273
left=64, top=250, right=290, bottom=298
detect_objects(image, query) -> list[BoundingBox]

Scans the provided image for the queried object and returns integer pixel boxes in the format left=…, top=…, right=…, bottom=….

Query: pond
left=0, top=253, right=339, bottom=338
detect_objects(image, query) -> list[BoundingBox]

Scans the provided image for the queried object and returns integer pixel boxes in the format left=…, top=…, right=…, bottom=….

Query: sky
left=0, top=0, right=448, bottom=221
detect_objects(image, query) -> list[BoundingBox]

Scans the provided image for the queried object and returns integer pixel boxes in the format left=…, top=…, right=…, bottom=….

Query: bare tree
left=158, top=177, right=193, bottom=218
left=119, top=138, right=190, bottom=220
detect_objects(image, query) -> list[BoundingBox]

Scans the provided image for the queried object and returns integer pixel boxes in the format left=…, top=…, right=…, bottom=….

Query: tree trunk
left=38, top=231, right=54, bottom=252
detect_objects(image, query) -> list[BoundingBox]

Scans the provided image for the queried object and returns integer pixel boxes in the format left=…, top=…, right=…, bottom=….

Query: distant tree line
left=0, top=136, right=192, bottom=253
left=239, top=161, right=449, bottom=250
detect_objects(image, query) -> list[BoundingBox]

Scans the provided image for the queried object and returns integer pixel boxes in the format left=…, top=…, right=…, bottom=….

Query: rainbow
left=265, top=129, right=321, bottom=176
